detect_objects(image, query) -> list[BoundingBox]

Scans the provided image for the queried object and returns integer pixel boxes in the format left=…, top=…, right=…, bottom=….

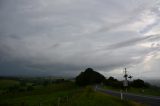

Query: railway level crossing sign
left=123, top=80, right=128, bottom=87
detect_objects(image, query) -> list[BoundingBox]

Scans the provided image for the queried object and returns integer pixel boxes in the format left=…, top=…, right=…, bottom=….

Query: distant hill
left=75, top=68, right=105, bottom=86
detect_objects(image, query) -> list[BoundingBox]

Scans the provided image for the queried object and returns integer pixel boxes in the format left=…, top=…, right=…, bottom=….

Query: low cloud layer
left=0, top=0, right=160, bottom=79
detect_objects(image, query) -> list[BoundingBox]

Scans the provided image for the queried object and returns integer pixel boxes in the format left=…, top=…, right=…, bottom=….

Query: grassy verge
left=128, top=87, right=160, bottom=96
left=61, top=86, right=145, bottom=106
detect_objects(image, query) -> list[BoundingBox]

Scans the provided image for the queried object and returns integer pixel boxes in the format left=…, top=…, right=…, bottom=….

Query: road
left=95, top=86, right=160, bottom=106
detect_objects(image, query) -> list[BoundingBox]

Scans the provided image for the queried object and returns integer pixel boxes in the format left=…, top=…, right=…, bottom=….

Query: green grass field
left=0, top=79, right=19, bottom=89
left=0, top=79, right=146, bottom=106
left=0, top=79, right=20, bottom=94
left=0, top=81, right=78, bottom=106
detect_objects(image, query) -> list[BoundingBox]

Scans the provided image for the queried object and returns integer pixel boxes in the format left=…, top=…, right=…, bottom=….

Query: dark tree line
left=104, top=76, right=122, bottom=88
left=131, top=79, right=150, bottom=88
left=75, top=68, right=150, bottom=88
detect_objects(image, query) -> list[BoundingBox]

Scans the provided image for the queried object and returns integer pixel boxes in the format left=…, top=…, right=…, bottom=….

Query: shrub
left=27, top=85, right=34, bottom=91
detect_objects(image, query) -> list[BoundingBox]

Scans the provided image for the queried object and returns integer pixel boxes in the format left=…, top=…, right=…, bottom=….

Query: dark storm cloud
left=0, top=0, right=160, bottom=79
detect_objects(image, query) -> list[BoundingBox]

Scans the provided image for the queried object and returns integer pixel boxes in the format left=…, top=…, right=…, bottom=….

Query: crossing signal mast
left=123, top=68, right=128, bottom=92
left=120, top=68, right=133, bottom=100
left=124, top=68, right=128, bottom=79
left=123, top=68, right=133, bottom=92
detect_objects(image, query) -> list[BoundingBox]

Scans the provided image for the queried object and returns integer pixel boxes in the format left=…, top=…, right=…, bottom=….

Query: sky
left=0, top=0, right=160, bottom=79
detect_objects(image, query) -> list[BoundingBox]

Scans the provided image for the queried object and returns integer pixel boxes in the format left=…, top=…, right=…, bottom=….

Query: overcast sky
left=0, top=0, right=160, bottom=79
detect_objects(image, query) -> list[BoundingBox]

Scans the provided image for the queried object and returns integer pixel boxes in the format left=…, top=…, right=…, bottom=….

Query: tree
left=75, top=68, right=105, bottom=86
left=131, top=79, right=147, bottom=88
left=104, top=76, right=122, bottom=88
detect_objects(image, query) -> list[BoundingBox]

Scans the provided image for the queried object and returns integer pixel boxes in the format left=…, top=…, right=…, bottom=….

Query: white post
left=120, top=90, right=123, bottom=100
left=125, top=88, right=127, bottom=93
left=95, top=85, right=97, bottom=91
left=66, top=96, right=68, bottom=103
left=58, top=97, right=61, bottom=106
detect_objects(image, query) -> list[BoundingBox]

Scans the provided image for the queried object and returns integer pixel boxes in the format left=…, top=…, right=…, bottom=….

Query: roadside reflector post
left=58, top=97, right=61, bottom=106
left=95, top=85, right=97, bottom=91
left=125, top=88, right=127, bottom=92
left=120, top=90, right=123, bottom=100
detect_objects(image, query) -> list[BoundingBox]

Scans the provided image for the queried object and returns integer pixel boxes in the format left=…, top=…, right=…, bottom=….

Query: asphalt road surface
left=95, top=86, right=160, bottom=106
